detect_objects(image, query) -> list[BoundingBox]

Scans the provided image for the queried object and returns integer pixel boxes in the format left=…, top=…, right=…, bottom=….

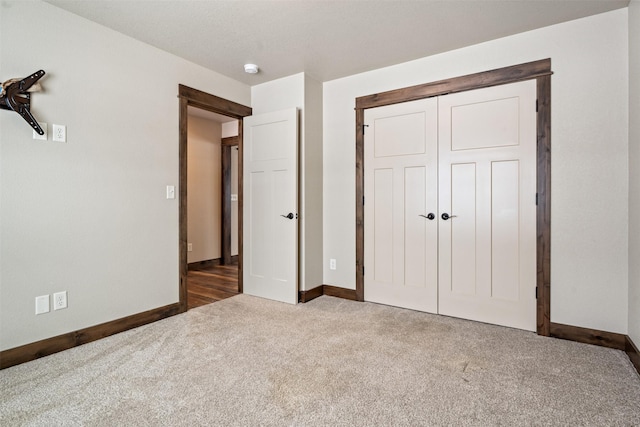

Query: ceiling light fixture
left=244, top=64, right=259, bottom=74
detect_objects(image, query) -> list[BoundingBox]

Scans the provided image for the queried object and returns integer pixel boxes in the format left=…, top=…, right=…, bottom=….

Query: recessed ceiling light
left=244, top=64, right=259, bottom=74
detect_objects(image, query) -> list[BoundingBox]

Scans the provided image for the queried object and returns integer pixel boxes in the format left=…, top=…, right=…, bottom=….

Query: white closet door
left=438, top=80, right=537, bottom=331
left=364, top=98, right=439, bottom=313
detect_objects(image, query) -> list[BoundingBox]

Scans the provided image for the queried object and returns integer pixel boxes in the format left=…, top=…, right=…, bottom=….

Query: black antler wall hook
left=0, top=70, right=46, bottom=135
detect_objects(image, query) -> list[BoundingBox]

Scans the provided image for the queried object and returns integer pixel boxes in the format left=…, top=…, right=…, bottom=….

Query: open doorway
left=177, top=84, right=252, bottom=312
left=186, top=106, right=239, bottom=309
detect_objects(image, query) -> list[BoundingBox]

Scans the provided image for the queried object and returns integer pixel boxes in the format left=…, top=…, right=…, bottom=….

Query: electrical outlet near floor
left=53, top=291, right=67, bottom=310
left=187, top=243, right=193, bottom=252
left=330, top=258, right=337, bottom=270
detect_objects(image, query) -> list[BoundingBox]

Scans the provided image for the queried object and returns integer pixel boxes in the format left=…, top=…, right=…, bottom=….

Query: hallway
left=187, top=261, right=239, bottom=309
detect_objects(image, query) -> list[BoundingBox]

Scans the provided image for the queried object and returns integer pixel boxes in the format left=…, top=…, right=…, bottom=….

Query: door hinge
left=363, top=124, right=369, bottom=134
left=363, top=266, right=365, bottom=276
left=535, top=287, right=538, bottom=299
left=536, top=100, right=539, bottom=113
left=536, top=193, right=538, bottom=205
left=363, top=196, right=365, bottom=205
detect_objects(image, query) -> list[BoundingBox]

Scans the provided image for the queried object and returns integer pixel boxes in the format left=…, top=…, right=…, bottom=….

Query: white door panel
left=243, top=108, right=298, bottom=304
left=364, top=80, right=537, bottom=331
left=364, top=98, right=439, bottom=313
left=438, top=80, right=537, bottom=331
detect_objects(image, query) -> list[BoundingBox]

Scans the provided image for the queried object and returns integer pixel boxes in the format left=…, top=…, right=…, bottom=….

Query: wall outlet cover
left=53, top=291, right=67, bottom=310
left=52, top=124, right=66, bottom=142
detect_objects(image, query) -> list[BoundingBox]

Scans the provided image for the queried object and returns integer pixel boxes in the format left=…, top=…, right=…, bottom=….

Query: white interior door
left=243, top=108, right=298, bottom=304
left=363, top=80, right=537, bottom=331
left=364, top=98, right=439, bottom=313
left=438, top=80, right=537, bottom=331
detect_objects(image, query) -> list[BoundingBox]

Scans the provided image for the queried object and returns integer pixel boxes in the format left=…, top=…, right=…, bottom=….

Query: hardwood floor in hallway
left=187, top=261, right=239, bottom=309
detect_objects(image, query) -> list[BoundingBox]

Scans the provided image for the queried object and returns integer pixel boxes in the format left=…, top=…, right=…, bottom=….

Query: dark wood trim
left=355, top=108, right=365, bottom=302
left=626, top=336, right=640, bottom=375
left=355, top=59, right=552, bottom=335
left=221, top=145, right=232, bottom=265
left=536, top=75, right=552, bottom=336
left=356, top=59, right=552, bottom=110
left=323, top=285, right=358, bottom=301
left=237, top=121, right=244, bottom=293
left=179, top=97, right=189, bottom=313
left=299, top=286, right=324, bottom=303
left=221, top=136, right=239, bottom=147
left=549, top=322, right=626, bottom=350
left=0, top=303, right=181, bottom=369
left=221, top=137, right=239, bottom=265
left=188, top=258, right=219, bottom=270
left=221, top=137, right=239, bottom=267
left=179, top=85, right=252, bottom=118
left=178, top=85, right=251, bottom=300
left=188, top=256, right=239, bottom=271
left=299, top=285, right=359, bottom=303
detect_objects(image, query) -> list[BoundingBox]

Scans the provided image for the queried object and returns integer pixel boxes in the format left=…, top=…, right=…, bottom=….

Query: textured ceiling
left=46, top=0, right=629, bottom=85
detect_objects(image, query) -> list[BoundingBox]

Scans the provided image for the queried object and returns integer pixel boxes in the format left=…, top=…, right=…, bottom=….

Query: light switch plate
left=166, top=185, right=175, bottom=199
left=33, top=122, right=47, bottom=140
left=35, top=295, right=50, bottom=315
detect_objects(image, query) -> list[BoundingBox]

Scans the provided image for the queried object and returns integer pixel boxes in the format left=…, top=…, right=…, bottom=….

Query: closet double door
left=364, top=80, right=537, bottom=331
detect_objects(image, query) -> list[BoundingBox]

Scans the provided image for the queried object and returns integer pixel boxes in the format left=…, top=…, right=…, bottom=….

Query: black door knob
left=419, top=213, right=435, bottom=220
left=441, top=213, right=457, bottom=220
left=281, top=213, right=294, bottom=220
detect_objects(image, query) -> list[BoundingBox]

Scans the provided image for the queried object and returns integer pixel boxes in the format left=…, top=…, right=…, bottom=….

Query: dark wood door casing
left=178, top=85, right=252, bottom=311
left=354, top=59, right=552, bottom=336
left=221, top=136, right=239, bottom=266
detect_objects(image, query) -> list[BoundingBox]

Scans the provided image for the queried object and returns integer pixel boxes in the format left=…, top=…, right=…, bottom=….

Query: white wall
left=251, top=73, right=323, bottom=292
left=0, top=1, right=250, bottom=351
left=221, top=121, right=239, bottom=138
left=303, top=75, right=324, bottom=291
left=323, top=9, right=629, bottom=333
left=629, top=0, right=640, bottom=346
left=187, top=114, right=221, bottom=263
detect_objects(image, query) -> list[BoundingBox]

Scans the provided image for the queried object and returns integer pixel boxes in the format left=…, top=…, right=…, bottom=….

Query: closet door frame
left=354, top=59, right=552, bottom=336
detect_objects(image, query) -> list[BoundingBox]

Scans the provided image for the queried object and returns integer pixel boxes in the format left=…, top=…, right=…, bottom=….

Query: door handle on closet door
left=280, top=213, right=295, bottom=220
left=419, top=213, right=435, bottom=220
left=441, top=213, right=457, bottom=220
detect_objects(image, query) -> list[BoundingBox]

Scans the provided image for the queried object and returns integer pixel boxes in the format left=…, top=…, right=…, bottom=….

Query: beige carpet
left=1, top=294, right=639, bottom=426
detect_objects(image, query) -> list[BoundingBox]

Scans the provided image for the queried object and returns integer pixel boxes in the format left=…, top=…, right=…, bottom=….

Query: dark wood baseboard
left=550, top=323, right=640, bottom=376
left=188, top=259, right=220, bottom=270
left=549, top=322, right=626, bottom=350
left=323, top=285, right=358, bottom=300
left=0, top=303, right=182, bottom=370
left=188, top=256, right=238, bottom=271
left=626, top=336, right=640, bottom=375
left=299, top=286, right=323, bottom=303
left=299, top=285, right=358, bottom=303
